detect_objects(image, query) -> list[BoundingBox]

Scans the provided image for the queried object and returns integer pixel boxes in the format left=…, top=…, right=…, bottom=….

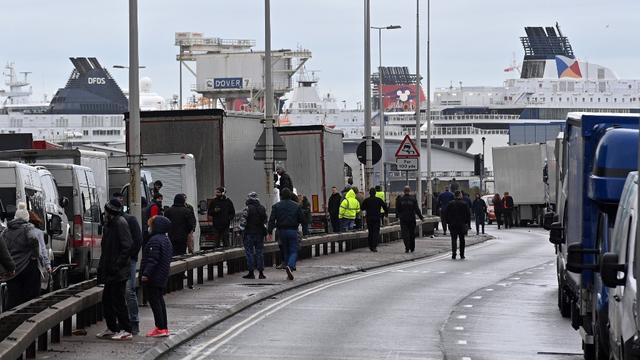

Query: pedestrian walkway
left=48, top=231, right=492, bottom=360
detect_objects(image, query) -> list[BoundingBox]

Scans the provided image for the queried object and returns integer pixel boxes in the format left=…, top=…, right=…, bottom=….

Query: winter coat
left=463, top=195, right=473, bottom=215
left=438, top=191, right=455, bottom=212
left=396, top=194, right=424, bottom=224
left=493, top=195, right=504, bottom=211
left=277, top=172, right=294, bottom=193
left=240, top=198, right=267, bottom=235
left=503, top=195, right=515, bottom=209
left=339, top=189, right=360, bottom=220
left=328, top=193, right=342, bottom=219
left=444, top=199, right=471, bottom=235
left=208, top=196, right=236, bottom=231
left=268, top=199, right=304, bottom=233
left=97, top=214, right=132, bottom=284
left=141, top=216, right=173, bottom=288
left=300, top=196, right=312, bottom=225
left=0, top=225, right=16, bottom=275
left=149, top=200, right=164, bottom=217
left=472, top=198, right=487, bottom=220
left=362, top=196, right=388, bottom=221
left=123, top=214, right=142, bottom=261
left=2, top=219, right=39, bottom=275
left=165, top=200, right=196, bottom=254
left=375, top=191, right=386, bottom=214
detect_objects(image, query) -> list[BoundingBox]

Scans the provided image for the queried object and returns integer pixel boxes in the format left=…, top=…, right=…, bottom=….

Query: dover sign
left=209, top=77, right=243, bottom=89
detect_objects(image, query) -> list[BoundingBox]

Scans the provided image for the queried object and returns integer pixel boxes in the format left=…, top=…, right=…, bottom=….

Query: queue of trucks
left=547, top=113, right=640, bottom=360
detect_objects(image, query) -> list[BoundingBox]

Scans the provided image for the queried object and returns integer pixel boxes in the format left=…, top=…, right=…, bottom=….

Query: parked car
left=481, top=194, right=496, bottom=224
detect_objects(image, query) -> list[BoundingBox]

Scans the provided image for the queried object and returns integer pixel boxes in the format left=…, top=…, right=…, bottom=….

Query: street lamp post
left=415, top=0, right=422, bottom=218
left=481, top=136, right=486, bottom=193
left=363, top=0, right=373, bottom=190
left=371, top=25, right=401, bottom=194
left=127, top=0, right=142, bottom=226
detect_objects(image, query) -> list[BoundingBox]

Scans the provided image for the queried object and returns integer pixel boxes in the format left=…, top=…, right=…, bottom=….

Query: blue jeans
left=279, top=229, right=299, bottom=269
left=126, top=260, right=139, bottom=324
left=243, top=233, right=265, bottom=272
left=341, top=219, right=355, bottom=232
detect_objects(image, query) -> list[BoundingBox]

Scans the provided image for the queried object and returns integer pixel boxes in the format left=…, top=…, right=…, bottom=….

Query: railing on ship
left=386, top=113, right=521, bottom=123
left=344, top=126, right=510, bottom=139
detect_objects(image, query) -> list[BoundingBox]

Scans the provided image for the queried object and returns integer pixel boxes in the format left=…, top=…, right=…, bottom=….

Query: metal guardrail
left=0, top=218, right=438, bottom=359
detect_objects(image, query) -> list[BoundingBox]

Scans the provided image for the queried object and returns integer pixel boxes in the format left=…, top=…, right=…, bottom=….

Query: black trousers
left=504, top=209, right=513, bottom=228
left=145, top=285, right=168, bottom=329
left=400, top=221, right=417, bottom=251
left=330, top=215, right=340, bottom=233
left=451, top=231, right=466, bottom=257
left=103, top=280, right=132, bottom=333
left=366, top=218, right=381, bottom=250
left=6, top=260, right=40, bottom=309
left=440, top=214, right=448, bottom=234
left=495, top=210, right=503, bottom=229
left=475, top=215, right=485, bottom=234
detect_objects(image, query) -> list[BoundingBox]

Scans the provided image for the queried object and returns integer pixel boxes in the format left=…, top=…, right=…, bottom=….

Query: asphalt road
left=164, top=227, right=583, bottom=360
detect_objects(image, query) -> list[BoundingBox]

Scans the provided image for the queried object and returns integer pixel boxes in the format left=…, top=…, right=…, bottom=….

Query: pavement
left=43, top=230, right=491, bottom=360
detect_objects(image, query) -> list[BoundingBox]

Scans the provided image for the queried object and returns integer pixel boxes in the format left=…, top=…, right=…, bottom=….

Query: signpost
left=395, top=134, right=420, bottom=185
left=357, top=140, right=382, bottom=165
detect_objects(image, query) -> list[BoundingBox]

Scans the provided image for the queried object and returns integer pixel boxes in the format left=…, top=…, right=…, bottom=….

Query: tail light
left=73, top=215, right=84, bottom=247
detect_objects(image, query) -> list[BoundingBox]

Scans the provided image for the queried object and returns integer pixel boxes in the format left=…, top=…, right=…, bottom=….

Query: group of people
left=491, top=192, right=515, bottom=229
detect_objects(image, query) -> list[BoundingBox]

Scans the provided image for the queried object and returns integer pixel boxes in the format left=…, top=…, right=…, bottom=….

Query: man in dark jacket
left=328, top=186, right=342, bottom=233
left=362, top=188, right=389, bottom=252
left=472, top=193, right=487, bottom=235
left=437, top=188, right=454, bottom=235
left=463, top=192, right=473, bottom=230
left=207, top=187, right=235, bottom=248
left=165, top=194, right=197, bottom=256
left=503, top=191, right=515, bottom=228
left=268, top=188, right=303, bottom=281
left=149, top=193, right=164, bottom=217
left=141, top=215, right=173, bottom=337
left=0, top=223, right=15, bottom=279
left=444, top=191, right=471, bottom=260
left=396, top=186, right=424, bottom=253
left=240, top=192, right=268, bottom=279
left=113, top=194, right=143, bottom=335
left=276, top=167, right=294, bottom=195
left=97, top=199, right=133, bottom=340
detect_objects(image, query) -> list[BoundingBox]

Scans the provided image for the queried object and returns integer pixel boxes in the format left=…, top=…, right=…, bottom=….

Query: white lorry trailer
left=492, top=142, right=556, bottom=226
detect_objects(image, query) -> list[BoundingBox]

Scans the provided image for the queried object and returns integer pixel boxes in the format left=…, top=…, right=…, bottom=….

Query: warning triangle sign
left=395, top=134, right=420, bottom=158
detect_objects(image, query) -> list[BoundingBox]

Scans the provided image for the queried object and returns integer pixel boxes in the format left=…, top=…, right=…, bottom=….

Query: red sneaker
left=146, top=328, right=162, bottom=337
left=157, top=329, right=170, bottom=337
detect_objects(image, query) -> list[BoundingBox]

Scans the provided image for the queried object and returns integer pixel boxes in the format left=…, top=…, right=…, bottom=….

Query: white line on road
left=471, top=296, right=482, bottom=299
left=463, top=305, right=473, bottom=308
left=454, top=326, right=464, bottom=331
left=457, top=340, right=467, bottom=345
left=456, top=315, right=467, bottom=319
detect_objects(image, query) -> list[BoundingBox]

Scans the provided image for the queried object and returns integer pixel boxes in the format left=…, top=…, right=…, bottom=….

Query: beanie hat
left=14, top=202, right=29, bottom=222
left=247, top=191, right=258, bottom=200
left=105, top=198, right=123, bottom=215
left=173, top=193, right=186, bottom=206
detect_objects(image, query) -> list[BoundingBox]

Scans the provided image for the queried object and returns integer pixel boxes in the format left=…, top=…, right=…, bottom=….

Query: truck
left=276, top=125, right=344, bottom=232
left=109, top=153, right=200, bottom=251
left=549, top=113, right=639, bottom=360
left=126, top=109, right=266, bottom=249
left=492, top=142, right=557, bottom=226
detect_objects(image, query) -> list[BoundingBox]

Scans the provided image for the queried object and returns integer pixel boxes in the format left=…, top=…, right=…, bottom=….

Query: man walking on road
left=268, top=188, right=304, bottom=281
left=503, top=192, right=515, bottom=228
left=97, top=199, right=133, bottom=340
left=362, top=188, right=389, bottom=252
left=472, top=193, right=487, bottom=235
left=444, top=191, right=471, bottom=260
left=396, top=186, right=424, bottom=253
left=239, top=192, right=268, bottom=279
left=207, top=187, right=236, bottom=248
left=165, top=194, right=197, bottom=256
left=437, top=187, right=454, bottom=235
left=328, top=186, right=342, bottom=233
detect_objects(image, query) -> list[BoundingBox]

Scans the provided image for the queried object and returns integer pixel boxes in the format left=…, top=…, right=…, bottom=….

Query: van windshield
left=0, top=187, right=16, bottom=221
left=59, top=186, right=74, bottom=220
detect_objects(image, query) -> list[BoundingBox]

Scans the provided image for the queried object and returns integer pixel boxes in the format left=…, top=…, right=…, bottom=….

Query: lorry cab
left=39, top=163, right=102, bottom=280
left=601, top=172, right=639, bottom=360
left=107, top=167, right=152, bottom=212
left=35, top=166, right=70, bottom=265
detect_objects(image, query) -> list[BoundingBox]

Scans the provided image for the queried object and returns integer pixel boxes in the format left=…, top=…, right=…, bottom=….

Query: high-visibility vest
left=375, top=191, right=386, bottom=213
left=339, top=189, right=360, bottom=220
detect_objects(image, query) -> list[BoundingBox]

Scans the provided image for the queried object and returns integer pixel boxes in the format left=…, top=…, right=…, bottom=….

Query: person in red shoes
left=141, top=215, right=173, bottom=337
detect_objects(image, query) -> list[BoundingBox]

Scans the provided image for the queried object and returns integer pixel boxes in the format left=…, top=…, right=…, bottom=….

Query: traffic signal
left=474, top=154, right=482, bottom=175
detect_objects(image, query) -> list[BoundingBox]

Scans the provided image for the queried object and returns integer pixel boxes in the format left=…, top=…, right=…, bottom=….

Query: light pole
left=363, top=0, right=373, bottom=190
left=415, top=0, right=422, bottom=217
left=371, top=24, right=401, bottom=194
left=425, top=0, right=432, bottom=216
left=481, top=136, right=486, bottom=193
left=127, top=0, right=142, bottom=226
left=264, top=0, right=274, bottom=208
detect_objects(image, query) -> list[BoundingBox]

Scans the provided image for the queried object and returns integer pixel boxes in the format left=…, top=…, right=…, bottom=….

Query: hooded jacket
left=240, top=197, right=267, bottom=235
left=97, top=213, right=132, bottom=284
left=339, top=189, right=360, bottom=220
left=208, top=195, right=236, bottom=230
left=141, top=216, right=173, bottom=288
left=164, top=194, right=196, bottom=254
left=444, top=199, right=471, bottom=234
left=2, top=219, right=37, bottom=275
left=268, top=198, right=304, bottom=233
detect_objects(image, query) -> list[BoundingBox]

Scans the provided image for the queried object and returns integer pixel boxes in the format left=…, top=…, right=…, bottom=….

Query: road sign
left=395, top=134, right=420, bottom=158
left=356, top=140, right=382, bottom=165
left=396, top=158, right=418, bottom=171
left=254, top=129, right=287, bottom=161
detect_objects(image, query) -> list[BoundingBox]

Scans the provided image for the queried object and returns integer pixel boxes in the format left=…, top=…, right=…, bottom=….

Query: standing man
left=268, top=188, right=303, bottom=281
left=463, top=192, right=473, bottom=230
left=276, top=167, right=294, bottom=195
left=362, top=188, right=388, bottom=252
left=207, top=187, right=236, bottom=248
left=328, top=186, right=342, bottom=233
left=449, top=178, right=460, bottom=193
left=503, top=191, right=515, bottom=228
left=239, top=192, right=268, bottom=279
left=338, top=188, right=360, bottom=231
left=396, top=186, right=424, bottom=253
left=151, top=180, right=163, bottom=198
left=113, top=194, right=142, bottom=336
left=375, top=185, right=386, bottom=224
left=149, top=193, right=164, bottom=217
left=165, top=194, right=197, bottom=256
left=96, top=199, right=133, bottom=340
left=437, top=187, right=454, bottom=235
left=472, top=193, right=487, bottom=235
left=444, top=191, right=471, bottom=260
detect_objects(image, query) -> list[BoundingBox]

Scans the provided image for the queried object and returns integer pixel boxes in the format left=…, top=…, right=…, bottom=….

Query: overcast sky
left=3, top=0, right=639, bottom=107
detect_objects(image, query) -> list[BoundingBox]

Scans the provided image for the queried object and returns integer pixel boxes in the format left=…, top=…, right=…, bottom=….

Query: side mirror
left=59, top=196, right=69, bottom=209
left=549, top=222, right=564, bottom=244
left=47, top=214, right=63, bottom=236
left=198, top=200, right=208, bottom=215
left=543, top=212, right=556, bottom=231
left=600, top=252, right=626, bottom=288
left=566, top=243, right=599, bottom=273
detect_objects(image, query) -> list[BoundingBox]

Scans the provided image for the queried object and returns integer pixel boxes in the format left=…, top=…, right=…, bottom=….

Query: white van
left=39, top=163, right=102, bottom=280
left=35, top=166, right=70, bottom=265
left=601, top=171, right=640, bottom=359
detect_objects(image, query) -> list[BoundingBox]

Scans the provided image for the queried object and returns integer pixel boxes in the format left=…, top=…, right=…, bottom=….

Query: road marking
left=457, top=315, right=467, bottom=319
left=463, top=304, right=473, bottom=308
left=462, top=357, right=472, bottom=360
left=457, top=340, right=467, bottom=345
left=471, top=296, right=482, bottom=299
left=464, top=272, right=472, bottom=275
left=181, top=251, right=455, bottom=360
left=437, top=271, right=447, bottom=274
left=510, top=277, right=520, bottom=280
left=485, top=288, right=494, bottom=292
left=454, top=326, right=464, bottom=331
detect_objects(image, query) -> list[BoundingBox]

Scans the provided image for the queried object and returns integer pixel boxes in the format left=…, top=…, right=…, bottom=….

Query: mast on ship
left=0, top=63, right=32, bottom=105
